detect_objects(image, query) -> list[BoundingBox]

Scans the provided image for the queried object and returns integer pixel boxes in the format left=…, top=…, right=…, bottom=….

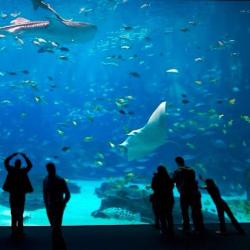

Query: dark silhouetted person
left=43, top=163, right=70, bottom=236
left=3, top=152, right=33, bottom=236
left=199, top=176, right=245, bottom=235
left=151, top=165, right=174, bottom=235
left=31, top=0, right=66, bottom=21
left=150, top=172, right=160, bottom=229
left=173, top=156, right=204, bottom=233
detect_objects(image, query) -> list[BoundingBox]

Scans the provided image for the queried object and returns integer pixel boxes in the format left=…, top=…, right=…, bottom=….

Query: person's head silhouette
left=14, top=159, right=22, bottom=169
left=175, top=156, right=185, bottom=167
left=157, top=165, right=167, bottom=174
left=205, top=178, right=216, bottom=188
left=46, top=162, right=56, bottom=177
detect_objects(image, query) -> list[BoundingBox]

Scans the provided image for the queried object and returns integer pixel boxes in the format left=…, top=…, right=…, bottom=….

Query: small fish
left=121, top=45, right=130, bottom=49
left=228, top=120, right=233, bottom=126
left=123, top=25, right=133, bottom=31
left=60, top=47, right=70, bottom=52
left=228, top=98, right=236, bottom=105
left=62, top=146, right=70, bottom=152
left=59, top=55, right=68, bottom=61
left=108, top=141, right=116, bottom=149
left=232, top=87, right=240, bottom=92
left=119, top=110, right=126, bottom=115
left=34, top=96, right=42, bottom=103
left=194, top=57, right=204, bottom=62
left=186, top=142, right=195, bottom=149
left=0, top=13, right=8, bottom=19
left=95, top=152, right=104, bottom=160
left=241, top=115, right=250, bottom=124
left=95, top=160, right=104, bottom=167
left=180, top=27, right=189, bottom=32
left=21, top=70, right=29, bottom=74
left=0, top=100, right=12, bottom=104
left=20, top=112, right=27, bottom=117
left=194, top=80, right=202, bottom=85
left=38, top=47, right=54, bottom=53
left=166, top=68, right=179, bottom=73
left=10, top=12, right=21, bottom=18
left=140, top=3, right=150, bottom=9
left=8, top=72, right=17, bottom=76
left=129, top=72, right=140, bottom=78
left=84, top=136, right=93, bottom=142
left=182, top=99, right=189, bottom=104
left=56, top=129, right=64, bottom=136
left=72, top=120, right=77, bottom=126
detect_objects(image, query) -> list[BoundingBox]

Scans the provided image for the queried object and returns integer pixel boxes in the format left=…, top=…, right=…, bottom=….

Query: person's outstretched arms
left=198, top=174, right=206, bottom=182
left=198, top=174, right=207, bottom=189
left=20, top=153, right=32, bottom=172
left=4, top=153, right=18, bottom=171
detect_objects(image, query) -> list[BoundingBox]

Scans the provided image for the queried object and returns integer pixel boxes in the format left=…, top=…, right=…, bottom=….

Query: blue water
left=0, top=0, right=250, bottom=225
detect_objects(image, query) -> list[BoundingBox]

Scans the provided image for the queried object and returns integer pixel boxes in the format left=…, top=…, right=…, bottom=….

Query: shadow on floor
left=0, top=224, right=249, bottom=250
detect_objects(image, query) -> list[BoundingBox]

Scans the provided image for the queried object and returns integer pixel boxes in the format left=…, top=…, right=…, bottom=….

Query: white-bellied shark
left=120, top=102, right=167, bottom=161
left=0, top=17, right=97, bottom=44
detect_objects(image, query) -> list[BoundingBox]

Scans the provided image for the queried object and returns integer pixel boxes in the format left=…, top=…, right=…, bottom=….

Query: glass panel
left=0, top=0, right=249, bottom=225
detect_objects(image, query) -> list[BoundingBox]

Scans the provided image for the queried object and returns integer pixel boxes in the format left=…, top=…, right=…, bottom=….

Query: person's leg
left=216, top=203, right=226, bottom=233
left=53, top=204, right=64, bottom=235
left=10, top=194, right=18, bottom=232
left=180, top=195, right=190, bottom=231
left=166, top=202, right=174, bottom=234
left=159, top=212, right=167, bottom=233
left=17, top=194, right=25, bottom=233
left=152, top=198, right=160, bottom=228
left=222, top=200, right=245, bottom=234
left=191, top=193, right=205, bottom=232
left=46, top=207, right=54, bottom=226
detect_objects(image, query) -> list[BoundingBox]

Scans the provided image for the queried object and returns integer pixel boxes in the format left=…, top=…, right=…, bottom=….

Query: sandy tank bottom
left=0, top=180, right=249, bottom=226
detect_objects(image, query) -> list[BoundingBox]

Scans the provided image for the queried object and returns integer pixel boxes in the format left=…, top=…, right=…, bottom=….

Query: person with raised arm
left=3, top=152, right=33, bottom=236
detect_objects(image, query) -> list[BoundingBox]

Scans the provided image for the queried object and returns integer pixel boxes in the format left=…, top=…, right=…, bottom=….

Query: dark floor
left=0, top=224, right=249, bottom=250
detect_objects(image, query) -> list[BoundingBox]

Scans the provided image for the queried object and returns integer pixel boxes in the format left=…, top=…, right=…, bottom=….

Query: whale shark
left=0, top=17, right=97, bottom=44
left=120, top=102, right=167, bottom=161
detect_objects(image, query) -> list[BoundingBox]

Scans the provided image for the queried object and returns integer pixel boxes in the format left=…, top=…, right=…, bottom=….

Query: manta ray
left=120, top=102, right=167, bottom=161
left=0, top=17, right=97, bottom=44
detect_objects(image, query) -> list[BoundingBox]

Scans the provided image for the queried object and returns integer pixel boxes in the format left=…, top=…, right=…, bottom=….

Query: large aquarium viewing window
left=0, top=0, right=250, bottom=226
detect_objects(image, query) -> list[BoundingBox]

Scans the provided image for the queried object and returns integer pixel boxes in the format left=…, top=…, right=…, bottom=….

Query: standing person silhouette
left=31, top=0, right=66, bottom=21
left=3, top=152, right=33, bottom=236
left=151, top=165, right=174, bottom=236
left=173, top=156, right=205, bottom=234
left=199, top=176, right=245, bottom=235
left=43, top=163, right=70, bottom=236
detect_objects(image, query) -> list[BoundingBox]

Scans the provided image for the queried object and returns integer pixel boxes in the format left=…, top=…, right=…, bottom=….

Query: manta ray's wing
left=120, top=102, right=167, bottom=161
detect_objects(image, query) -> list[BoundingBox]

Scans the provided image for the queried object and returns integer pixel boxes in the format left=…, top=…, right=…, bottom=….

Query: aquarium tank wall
left=0, top=0, right=250, bottom=226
